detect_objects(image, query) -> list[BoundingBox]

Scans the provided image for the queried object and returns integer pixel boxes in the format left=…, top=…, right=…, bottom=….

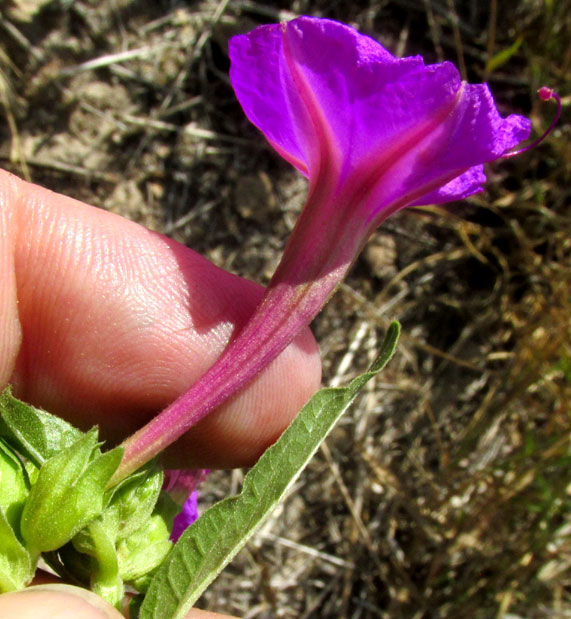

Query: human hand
left=0, top=169, right=321, bottom=615
left=0, top=583, right=237, bottom=618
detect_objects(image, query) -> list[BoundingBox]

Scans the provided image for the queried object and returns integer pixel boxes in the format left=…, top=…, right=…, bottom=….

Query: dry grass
left=0, top=0, right=569, bottom=617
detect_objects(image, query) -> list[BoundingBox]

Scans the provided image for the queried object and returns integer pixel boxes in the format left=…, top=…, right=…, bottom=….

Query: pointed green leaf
left=485, top=37, right=523, bottom=74
left=21, top=430, right=123, bottom=554
left=0, top=387, right=82, bottom=467
left=102, top=467, right=164, bottom=543
left=140, top=322, right=400, bottom=619
left=0, top=508, right=33, bottom=592
left=21, top=430, right=98, bottom=552
left=0, top=439, right=29, bottom=533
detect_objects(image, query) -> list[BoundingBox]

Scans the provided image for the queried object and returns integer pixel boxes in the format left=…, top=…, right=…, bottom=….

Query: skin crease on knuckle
left=0, top=169, right=321, bottom=470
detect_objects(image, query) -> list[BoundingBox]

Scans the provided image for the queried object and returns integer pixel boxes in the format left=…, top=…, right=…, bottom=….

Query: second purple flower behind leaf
left=163, top=469, right=209, bottom=541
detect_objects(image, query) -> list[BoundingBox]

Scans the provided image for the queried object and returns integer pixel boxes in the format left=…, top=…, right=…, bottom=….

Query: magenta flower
left=113, top=17, right=532, bottom=482
left=230, top=16, right=530, bottom=216
left=170, top=491, right=199, bottom=542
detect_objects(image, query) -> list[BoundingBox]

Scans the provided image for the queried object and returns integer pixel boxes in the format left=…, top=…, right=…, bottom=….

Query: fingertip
left=0, top=584, right=124, bottom=618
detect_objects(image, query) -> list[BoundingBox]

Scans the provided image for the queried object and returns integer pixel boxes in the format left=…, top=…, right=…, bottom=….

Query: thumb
left=0, top=584, right=239, bottom=618
left=0, top=584, right=123, bottom=618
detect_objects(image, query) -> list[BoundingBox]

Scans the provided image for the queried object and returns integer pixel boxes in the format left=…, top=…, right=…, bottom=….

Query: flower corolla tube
left=113, top=17, right=534, bottom=482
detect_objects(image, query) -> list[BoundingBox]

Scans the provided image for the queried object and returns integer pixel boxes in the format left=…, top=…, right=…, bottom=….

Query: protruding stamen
left=538, top=86, right=555, bottom=101
left=502, top=88, right=561, bottom=158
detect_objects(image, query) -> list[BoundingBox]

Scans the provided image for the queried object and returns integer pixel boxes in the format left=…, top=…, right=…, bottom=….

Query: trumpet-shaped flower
left=230, top=17, right=530, bottom=222
left=113, top=17, right=533, bottom=482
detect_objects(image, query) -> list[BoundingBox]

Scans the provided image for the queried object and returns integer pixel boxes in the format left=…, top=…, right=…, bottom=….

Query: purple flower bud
left=163, top=469, right=209, bottom=540
left=170, top=490, right=199, bottom=542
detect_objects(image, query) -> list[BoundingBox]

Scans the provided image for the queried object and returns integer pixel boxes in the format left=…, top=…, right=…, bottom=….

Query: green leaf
left=118, top=512, right=173, bottom=585
left=485, top=37, right=523, bottom=74
left=0, top=508, right=33, bottom=592
left=117, top=493, right=178, bottom=592
left=81, top=519, right=124, bottom=610
left=20, top=430, right=123, bottom=555
left=0, top=387, right=82, bottom=467
left=0, top=439, right=29, bottom=533
left=140, top=322, right=400, bottom=619
left=102, top=467, right=164, bottom=543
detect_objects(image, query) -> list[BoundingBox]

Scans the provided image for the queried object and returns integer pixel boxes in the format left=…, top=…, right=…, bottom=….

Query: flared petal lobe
left=228, top=22, right=313, bottom=174
left=229, top=16, right=531, bottom=214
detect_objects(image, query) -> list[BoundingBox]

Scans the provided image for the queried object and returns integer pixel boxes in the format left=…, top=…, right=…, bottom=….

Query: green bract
left=117, top=510, right=174, bottom=587
left=0, top=439, right=29, bottom=532
left=0, top=389, right=178, bottom=604
left=0, top=509, right=33, bottom=593
left=0, top=387, right=82, bottom=466
left=20, top=430, right=122, bottom=557
left=103, top=467, right=165, bottom=542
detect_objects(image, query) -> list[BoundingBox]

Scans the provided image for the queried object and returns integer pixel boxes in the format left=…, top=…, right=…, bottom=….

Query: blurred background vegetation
left=0, top=0, right=569, bottom=617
